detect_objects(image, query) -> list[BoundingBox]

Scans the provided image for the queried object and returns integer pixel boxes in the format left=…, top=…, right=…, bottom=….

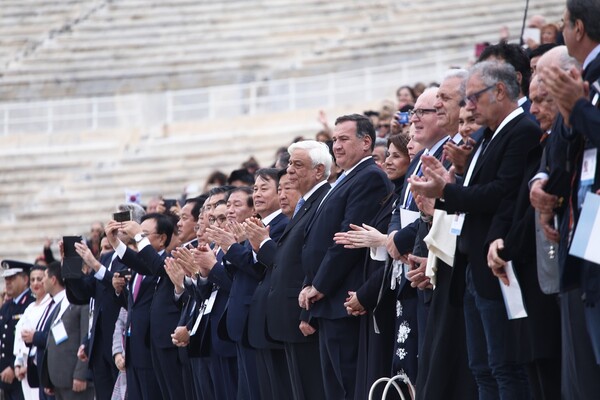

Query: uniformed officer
left=0, top=260, right=35, bottom=400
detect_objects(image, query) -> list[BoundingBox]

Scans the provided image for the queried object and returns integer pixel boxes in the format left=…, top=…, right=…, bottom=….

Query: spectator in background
left=145, top=197, right=161, bottom=214
left=529, top=43, right=560, bottom=74
left=376, top=110, right=393, bottom=138
left=541, top=23, right=559, bottom=45
left=363, top=110, right=380, bottom=131
left=228, top=169, right=255, bottom=187
left=86, top=222, right=104, bottom=260
left=204, top=171, right=228, bottom=193
left=396, top=85, right=416, bottom=110
left=372, top=138, right=389, bottom=168
left=412, top=82, right=427, bottom=98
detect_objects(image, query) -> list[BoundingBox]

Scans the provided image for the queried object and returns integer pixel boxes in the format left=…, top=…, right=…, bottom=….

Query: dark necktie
left=480, top=128, right=494, bottom=154
left=36, top=299, right=55, bottom=331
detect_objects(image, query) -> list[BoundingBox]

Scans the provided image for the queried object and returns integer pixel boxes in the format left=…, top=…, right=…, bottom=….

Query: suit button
left=3, top=324, right=6, bottom=329
left=1, top=334, right=4, bottom=338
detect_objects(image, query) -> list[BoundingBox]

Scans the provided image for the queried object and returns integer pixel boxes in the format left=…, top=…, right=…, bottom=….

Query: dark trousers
left=284, top=341, right=326, bottom=400
left=190, top=357, right=215, bottom=400
left=317, top=317, right=360, bottom=400
left=463, top=268, right=530, bottom=400
left=235, top=343, right=260, bottom=400
left=89, top=348, right=118, bottom=400
left=255, top=348, right=293, bottom=400
left=126, top=365, right=163, bottom=400
left=416, top=261, right=476, bottom=400
left=208, top=354, right=237, bottom=400
left=560, top=288, right=600, bottom=399
left=150, top=344, right=186, bottom=400
left=4, top=386, right=24, bottom=400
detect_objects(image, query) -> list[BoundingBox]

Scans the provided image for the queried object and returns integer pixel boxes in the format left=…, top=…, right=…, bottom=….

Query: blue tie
left=332, top=172, right=346, bottom=188
left=293, top=198, right=306, bottom=218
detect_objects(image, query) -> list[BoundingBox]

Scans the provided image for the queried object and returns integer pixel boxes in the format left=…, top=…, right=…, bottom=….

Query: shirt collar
left=13, top=288, right=29, bottom=304
left=51, top=289, right=66, bottom=304
left=426, top=135, right=451, bottom=156
left=261, top=209, right=282, bottom=226
left=518, top=96, right=528, bottom=107
left=302, top=180, right=328, bottom=201
left=343, top=156, right=372, bottom=176
left=494, top=106, right=524, bottom=135
left=584, top=43, right=600, bottom=71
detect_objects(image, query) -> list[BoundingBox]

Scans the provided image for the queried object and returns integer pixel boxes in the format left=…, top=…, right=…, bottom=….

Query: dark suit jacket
left=187, top=249, right=237, bottom=358
left=113, top=272, right=156, bottom=368
left=303, top=157, right=393, bottom=319
left=246, top=213, right=289, bottom=349
left=437, top=112, right=541, bottom=300
left=41, top=302, right=89, bottom=389
left=65, top=251, right=125, bottom=364
left=258, top=183, right=330, bottom=343
left=120, top=246, right=182, bottom=349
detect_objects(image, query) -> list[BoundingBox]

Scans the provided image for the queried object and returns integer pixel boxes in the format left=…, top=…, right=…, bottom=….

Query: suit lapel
left=470, top=114, right=524, bottom=181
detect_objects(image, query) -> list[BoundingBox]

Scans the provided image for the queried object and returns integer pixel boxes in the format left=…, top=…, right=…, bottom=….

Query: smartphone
left=63, top=236, right=83, bottom=258
left=163, top=199, right=178, bottom=210
left=120, top=268, right=133, bottom=279
left=395, top=112, right=410, bottom=125
left=113, top=210, right=132, bottom=222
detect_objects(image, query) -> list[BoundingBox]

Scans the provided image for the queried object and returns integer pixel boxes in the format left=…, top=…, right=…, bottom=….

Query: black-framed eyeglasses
left=208, top=216, right=227, bottom=225
left=409, top=108, right=437, bottom=119
left=465, top=85, right=496, bottom=105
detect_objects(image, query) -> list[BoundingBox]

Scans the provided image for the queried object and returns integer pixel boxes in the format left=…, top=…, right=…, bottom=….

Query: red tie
left=133, top=275, right=143, bottom=302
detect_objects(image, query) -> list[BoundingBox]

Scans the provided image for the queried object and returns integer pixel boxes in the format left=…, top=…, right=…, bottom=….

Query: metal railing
left=0, top=50, right=471, bottom=137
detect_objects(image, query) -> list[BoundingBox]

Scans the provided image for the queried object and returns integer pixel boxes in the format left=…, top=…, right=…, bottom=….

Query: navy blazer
left=65, top=251, right=125, bottom=364
left=303, top=157, right=393, bottom=319
left=114, top=272, right=157, bottom=368
left=222, top=213, right=288, bottom=345
left=246, top=213, right=291, bottom=349
left=120, top=246, right=182, bottom=349
left=258, top=183, right=330, bottom=343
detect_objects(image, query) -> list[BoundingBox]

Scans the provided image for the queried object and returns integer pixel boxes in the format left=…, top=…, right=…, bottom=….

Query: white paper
left=569, top=192, right=600, bottom=264
left=203, top=290, right=218, bottom=315
left=499, top=261, right=528, bottom=320
left=581, top=148, right=597, bottom=186
left=52, top=321, right=69, bottom=344
left=522, top=27, right=540, bottom=43
left=400, top=209, right=420, bottom=229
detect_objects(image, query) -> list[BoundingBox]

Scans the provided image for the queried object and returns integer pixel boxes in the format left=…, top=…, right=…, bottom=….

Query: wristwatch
left=134, top=233, right=146, bottom=243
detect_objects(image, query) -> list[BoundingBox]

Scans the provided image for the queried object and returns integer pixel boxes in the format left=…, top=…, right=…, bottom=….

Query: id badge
left=203, top=290, right=218, bottom=315
left=581, top=148, right=597, bottom=186
left=52, top=320, right=69, bottom=345
left=450, top=213, right=466, bottom=235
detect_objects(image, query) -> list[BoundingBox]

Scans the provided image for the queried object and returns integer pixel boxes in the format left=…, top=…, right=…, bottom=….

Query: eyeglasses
left=465, top=85, right=496, bottom=105
left=408, top=108, right=437, bottom=119
left=208, top=216, right=227, bottom=225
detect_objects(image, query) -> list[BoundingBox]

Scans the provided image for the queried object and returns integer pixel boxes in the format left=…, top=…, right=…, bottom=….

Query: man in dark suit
left=299, top=114, right=393, bottom=399
left=105, top=213, right=185, bottom=400
left=410, top=61, right=541, bottom=399
left=40, top=262, right=93, bottom=400
left=534, top=2, right=600, bottom=397
left=206, top=187, right=260, bottom=400
left=253, top=142, right=331, bottom=400
left=65, top=203, right=143, bottom=400
left=110, top=227, right=163, bottom=400
left=0, top=260, right=35, bottom=400
left=241, top=168, right=291, bottom=400
left=191, top=199, right=238, bottom=400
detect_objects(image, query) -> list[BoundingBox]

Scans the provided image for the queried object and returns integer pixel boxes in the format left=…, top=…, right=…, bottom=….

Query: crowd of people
left=1, top=1, right=599, bottom=400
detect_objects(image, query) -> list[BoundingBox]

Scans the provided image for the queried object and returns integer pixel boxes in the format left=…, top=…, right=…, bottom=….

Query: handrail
left=0, top=49, right=471, bottom=137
